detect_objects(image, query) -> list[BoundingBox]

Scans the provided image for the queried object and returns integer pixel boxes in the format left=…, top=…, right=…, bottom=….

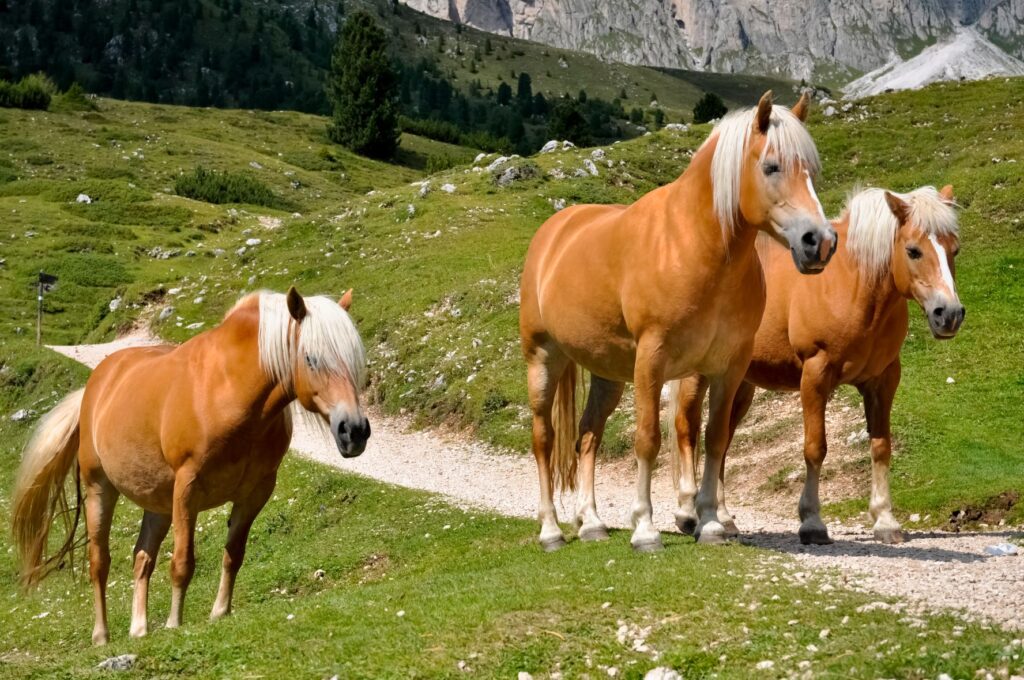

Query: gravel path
left=48, top=336, right=1023, bottom=630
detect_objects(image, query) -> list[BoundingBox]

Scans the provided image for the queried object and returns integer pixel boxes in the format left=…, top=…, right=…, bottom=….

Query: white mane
left=845, top=187, right=959, bottom=280
left=252, top=291, right=367, bottom=392
left=707, top=104, right=821, bottom=234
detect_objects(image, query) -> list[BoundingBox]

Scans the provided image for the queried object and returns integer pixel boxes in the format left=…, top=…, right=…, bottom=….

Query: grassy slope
left=0, top=349, right=1019, bottom=678
left=1, top=78, right=1022, bottom=530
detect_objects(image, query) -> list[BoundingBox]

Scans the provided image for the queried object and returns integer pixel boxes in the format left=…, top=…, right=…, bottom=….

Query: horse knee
left=170, top=554, right=195, bottom=588
left=635, top=426, right=661, bottom=461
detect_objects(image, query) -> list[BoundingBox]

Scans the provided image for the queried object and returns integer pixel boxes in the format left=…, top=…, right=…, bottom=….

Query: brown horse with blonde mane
left=519, top=91, right=837, bottom=552
left=669, top=185, right=963, bottom=545
left=11, top=287, right=369, bottom=645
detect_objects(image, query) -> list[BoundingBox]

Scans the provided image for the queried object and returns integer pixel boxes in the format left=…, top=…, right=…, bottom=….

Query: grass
left=0, top=346, right=1020, bottom=678
left=0, top=78, right=1022, bottom=532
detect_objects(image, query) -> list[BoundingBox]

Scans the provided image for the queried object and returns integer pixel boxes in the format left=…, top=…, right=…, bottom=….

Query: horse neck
left=216, top=305, right=295, bottom=421
left=667, top=143, right=760, bottom=265
left=833, top=217, right=905, bottom=328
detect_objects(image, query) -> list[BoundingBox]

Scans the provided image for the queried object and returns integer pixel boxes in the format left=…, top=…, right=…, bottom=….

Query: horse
left=11, top=287, right=370, bottom=645
left=519, top=91, right=837, bottom=552
left=669, top=185, right=963, bottom=545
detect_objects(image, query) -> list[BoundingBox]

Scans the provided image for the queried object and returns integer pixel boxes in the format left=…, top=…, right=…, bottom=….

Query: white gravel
left=49, top=336, right=1023, bottom=631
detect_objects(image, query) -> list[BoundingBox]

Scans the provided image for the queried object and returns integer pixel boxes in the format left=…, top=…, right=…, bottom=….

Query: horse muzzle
left=790, top=224, right=837, bottom=274
left=927, top=301, right=965, bottom=339
left=331, top=413, right=371, bottom=458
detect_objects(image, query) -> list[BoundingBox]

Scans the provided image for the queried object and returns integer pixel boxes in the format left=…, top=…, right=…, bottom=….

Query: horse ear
left=755, top=90, right=773, bottom=134
left=339, top=288, right=353, bottom=311
left=939, top=184, right=955, bottom=202
left=286, top=286, right=307, bottom=322
left=884, top=192, right=911, bottom=225
left=792, top=91, right=811, bottom=122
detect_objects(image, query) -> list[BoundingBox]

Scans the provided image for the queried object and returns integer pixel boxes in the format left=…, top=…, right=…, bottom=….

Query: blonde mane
left=227, top=291, right=367, bottom=392
left=707, top=104, right=821, bottom=234
left=844, top=187, right=959, bottom=280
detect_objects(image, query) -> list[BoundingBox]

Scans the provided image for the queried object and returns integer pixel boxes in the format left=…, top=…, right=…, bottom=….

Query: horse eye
left=763, top=162, right=781, bottom=176
left=305, top=355, right=318, bottom=369
left=906, top=246, right=923, bottom=260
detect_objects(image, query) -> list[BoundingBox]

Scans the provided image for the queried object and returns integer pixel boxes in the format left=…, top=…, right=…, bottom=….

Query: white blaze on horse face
left=928, top=234, right=958, bottom=299
left=804, top=169, right=827, bottom=222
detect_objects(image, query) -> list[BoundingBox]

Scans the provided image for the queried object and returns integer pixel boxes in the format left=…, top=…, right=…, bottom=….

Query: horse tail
left=550, top=361, right=582, bottom=492
left=11, top=388, right=85, bottom=589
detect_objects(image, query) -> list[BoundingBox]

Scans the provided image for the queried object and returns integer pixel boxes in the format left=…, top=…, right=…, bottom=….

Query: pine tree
left=496, top=81, right=512, bottom=106
left=693, top=92, right=727, bottom=124
left=327, top=10, right=400, bottom=159
left=516, top=71, right=532, bottom=103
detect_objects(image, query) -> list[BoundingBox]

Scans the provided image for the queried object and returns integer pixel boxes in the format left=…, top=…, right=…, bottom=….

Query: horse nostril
left=801, top=231, right=818, bottom=246
left=932, top=307, right=945, bottom=319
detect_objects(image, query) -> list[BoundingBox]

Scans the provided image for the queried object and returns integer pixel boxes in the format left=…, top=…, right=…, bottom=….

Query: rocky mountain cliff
left=401, top=0, right=1024, bottom=85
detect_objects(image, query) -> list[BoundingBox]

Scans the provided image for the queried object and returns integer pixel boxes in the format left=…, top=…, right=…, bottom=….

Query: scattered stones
left=441, top=183, right=456, bottom=193
left=495, top=163, right=538, bottom=187
left=76, top=193, right=92, bottom=204
left=486, top=156, right=509, bottom=172
left=158, top=306, right=174, bottom=321
left=664, top=123, right=688, bottom=132
left=249, top=161, right=263, bottom=170
left=10, top=409, right=35, bottom=422
left=313, top=568, right=326, bottom=580
left=97, top=654, right=137, bottom=671
left=755, top=660, right=775, bottom=670
left=551, top=198, right=566, bottom=211
left=583, top=159, right=600, bottom=176
left=186, top=322, right=204, bottom=330
left=517, top=673, right=534, bottom=680
left=407, top=204, right=416, bottom=217
left=258, top=216, right=282, bottom=229
left=644, top=667, right=681, bottom=680
left=418, top=182, right=431, bottom=198
left=109, top=297, right=122, bottom=312
left=823, top=106, right=837, bottom=117
left=540, top=140, right=560, bottom=153
left=147, top=246, right=180, bottom=260
left=946, top=376, right=956, bottom=384
left=984, top=543, right=1019, bottom=556
left=846, top=429, right=869, bottom=445
left=245, top=238, right=262, bottom=247
left=591, top=148, right=606, bottom=159
left=193, top=296, right=204, bottom=305
left=562, top=140, right=576, bottom=150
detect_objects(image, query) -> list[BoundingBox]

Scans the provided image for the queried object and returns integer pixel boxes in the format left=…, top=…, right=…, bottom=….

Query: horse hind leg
left=211, top=474, right=277, bottom=620
left=130, top=511, right=171, bottom=638
left=167, top=467, right=200, bottom=629
left=859, top=361, right=904, bottom=544
left=717, top=380, right=755, bottom=539
left=670, top=374, right=707, bottom=535
left=84, top=475, right=120, bottom=645
left=525, top=345, right=571, bottom=551
left=574, top=375, right=624, bottom=542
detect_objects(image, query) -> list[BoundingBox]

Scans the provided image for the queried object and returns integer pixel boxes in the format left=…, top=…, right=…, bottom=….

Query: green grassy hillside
left=1, top=77, right=1022, bottom=530
left=0, top=349, right=1018, bottom=678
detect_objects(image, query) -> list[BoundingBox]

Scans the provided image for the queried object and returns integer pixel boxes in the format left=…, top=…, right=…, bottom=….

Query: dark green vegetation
left=693, top=91, right=728, bottom=124
left=327, top=11, right=400, bottom=159
left=1, top=79, right=1022, bottom=525
left=0, top=0, right=792, bottom=152
left=174, top=166, right=295, bottom=210
left=0, top=346, right=1020, bottom=678
left=0, top=73, right=54, bottom=110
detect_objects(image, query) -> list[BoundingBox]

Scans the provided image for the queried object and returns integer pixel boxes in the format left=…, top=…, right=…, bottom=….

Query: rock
left=540, top=140, right=560, bottom=153
left=846, top=429, right=869, bottom=445
left=548, top=168, right=566, bottom=179
left=583, top=159, right=599, bottom=176
left=518, top=673, right=534, bottom=680
left=245, top=238, right=262, bottom=247
left=186, top=322, right=204, bottom=330
left=419, top=182, right=431, bottom=198
left=561, top=140, right=576, bottom=150
left=236, top=247, right=247, bottom=256
left=407, top=204, right=416, bottom=217
left=441, top=183, right=456, bottom=193
left=591, top=148, right=605, bottom=159
left=249, top=161, right=263, bottom=170
left=313, top=568, right=326, bottom=580
left=10, top=409, right=34, bottom=422
left=109, top=297, right=122, bottom=312
left=473, top=152, right=488, bottom=164
left=644, top=668, right=682, bottom=680
left=946, top=376, right=955, bottom=384
left=755, top=660, right=775, bottom=670
left=552, top=198, right=566, bottom=211
left=76, top=193, right=92, bottom=204
left=158, top=306, right=174, bottom=321
left=664, top=123, right=688, bottom=132
left=909, top=512, right=921, bottom=522
left=984, top=543, right=1019, bottom=556
left=486, top=156, right=509, bottom=171
left=823, top=106, right=837, bottom=117
left=147, top=246, right=181, bottom=260
left=247, top=276, right=257, bottom=286
left=193, top=296, right=204, bottom=305
left=168, top=287, right=181, bottom=295
left=258, top=216, right=282, bottom=229
left=495, top=163, right=538, bottom=187
left=213, top=248, right=226, bottom=257
left=97, top=654, right=137, bottom=671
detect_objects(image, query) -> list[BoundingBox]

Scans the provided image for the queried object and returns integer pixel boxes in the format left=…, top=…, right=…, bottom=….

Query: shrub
left=425, top=154, right=458, bottom=174
left=693, top=92, right=728, bottom=124
left=174, top=167, right=293, bottom=210
left=0, top=73, right=56, bottom=110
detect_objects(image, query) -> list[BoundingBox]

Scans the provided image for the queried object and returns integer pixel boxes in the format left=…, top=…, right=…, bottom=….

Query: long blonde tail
left=549, top=361, right=581, bottom=492
left=11, top=388, right=85, bottom=588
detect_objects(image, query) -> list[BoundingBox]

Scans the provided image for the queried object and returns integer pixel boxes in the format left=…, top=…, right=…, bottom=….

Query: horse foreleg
left=717, top=380, right=755, bottom=538
left=695, top=362, right=747, bottom=545
left=859, top=360, right=903, bottom=544
left=84, top=477, right=120, bottom=645
left=211, top=474, right=277, bottom=620
left=129, top=511, right=171, bottom=638
left=575, top=376, right=624, bottom=542
left=798, top=357, right=835, bottom=545
left=629, top=339, right=666, bottom=552
left=167, top=467, right=199, bottom=629
left=672, top=374, right=706, bottom=535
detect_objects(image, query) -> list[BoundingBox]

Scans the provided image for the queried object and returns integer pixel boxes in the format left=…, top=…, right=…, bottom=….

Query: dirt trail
left=47, top=336, right=1023, bottom=631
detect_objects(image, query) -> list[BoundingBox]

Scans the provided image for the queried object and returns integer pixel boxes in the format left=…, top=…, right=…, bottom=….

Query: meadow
left=0, top=79, right=1022, bottom=676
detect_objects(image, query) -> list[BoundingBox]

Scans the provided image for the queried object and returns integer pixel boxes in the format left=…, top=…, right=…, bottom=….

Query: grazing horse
left=11, top=287, right=369, bottom=644
left=519, top=91, right=837, bottom=552
left=670, top=185, right=963, bottom=544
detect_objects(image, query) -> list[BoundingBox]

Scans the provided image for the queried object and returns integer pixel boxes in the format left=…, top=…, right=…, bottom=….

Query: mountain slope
left=402, top=0, right=1024, bottom=86
left=843, top=25, right=1024, bottom=98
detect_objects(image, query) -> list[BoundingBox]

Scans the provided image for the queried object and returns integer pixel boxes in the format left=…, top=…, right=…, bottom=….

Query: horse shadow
left=733, top=528, right=1023, bottom=564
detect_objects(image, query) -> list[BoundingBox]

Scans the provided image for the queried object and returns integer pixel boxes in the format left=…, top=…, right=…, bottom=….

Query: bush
left=55, top=82, right=97, bottom=112
left=174, top=167, right=293, bottom=210
left=693, top=92, right=728, bottom=124
left=425, top=154, right=459, bottom=174
left=0, top=73, right=56, bottom=110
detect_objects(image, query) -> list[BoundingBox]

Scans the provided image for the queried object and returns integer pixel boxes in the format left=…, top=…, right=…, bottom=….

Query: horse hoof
left=632, top=537, right=663, bottom=553
left=541, top=536, right=567, bottom=552
left=722, top=520, right=740, bottom=538
left=579, top=525, right=610, bottom=542
left=799, top=527, right=834, bottom=545
left=874, top=527, right=904, bottom=544
left=696, top=530, right=727, bottom=545
left=675, top=516, right=698, bottom=536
